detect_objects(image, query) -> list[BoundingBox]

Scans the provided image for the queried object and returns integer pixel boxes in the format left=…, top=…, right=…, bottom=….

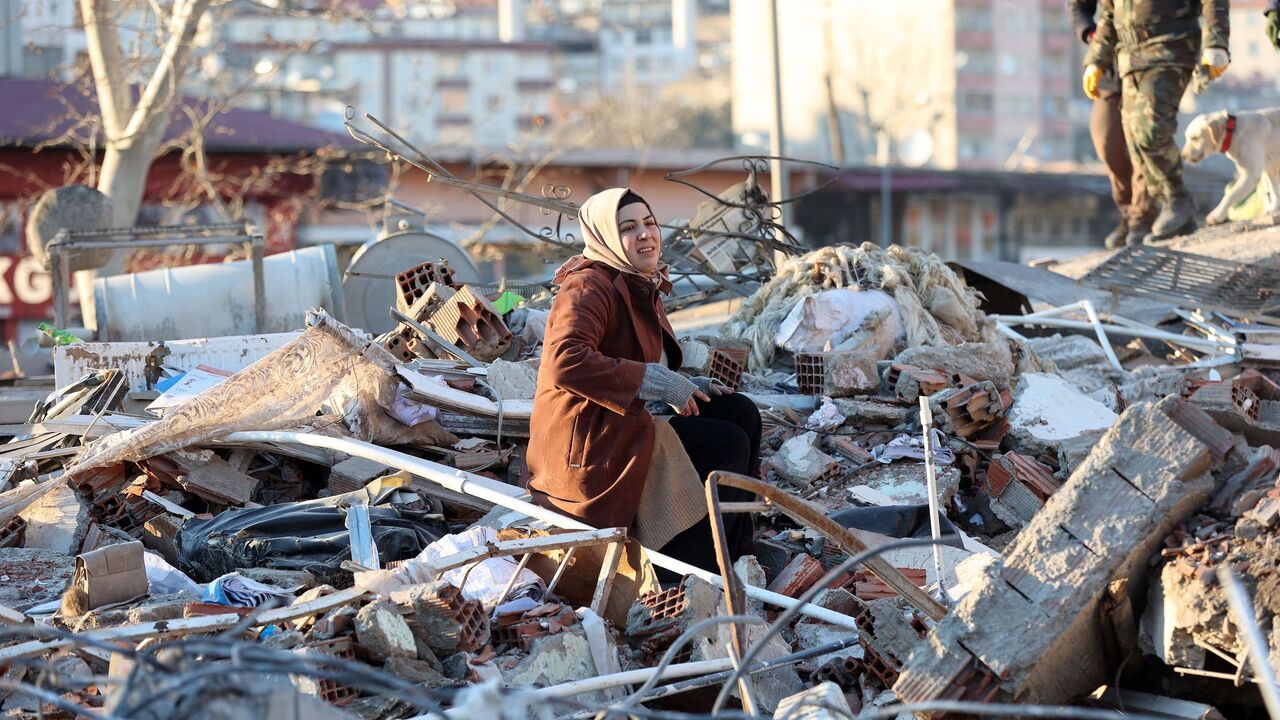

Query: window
left=957, top=6, right=993, bottom=30
left=437, top=53, right=463, bottom=77
left=440, top=87, right=468, bottom=114
left=962, top=92, right=993, bottom=112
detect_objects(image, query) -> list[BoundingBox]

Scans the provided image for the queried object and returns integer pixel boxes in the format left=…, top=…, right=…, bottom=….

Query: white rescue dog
left=1182, top=108, right=1280, bottom=224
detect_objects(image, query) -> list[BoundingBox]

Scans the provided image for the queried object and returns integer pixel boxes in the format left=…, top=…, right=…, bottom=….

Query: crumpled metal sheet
left=65, top=310, right=453, bottom=477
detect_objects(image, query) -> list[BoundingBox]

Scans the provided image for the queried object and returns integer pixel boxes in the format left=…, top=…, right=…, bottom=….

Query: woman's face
left=617, top=202, right=662, bottom=275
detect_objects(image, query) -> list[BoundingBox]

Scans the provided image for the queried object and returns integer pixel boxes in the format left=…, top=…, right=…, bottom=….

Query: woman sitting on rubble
left=527, top=187, right=760, bottom=582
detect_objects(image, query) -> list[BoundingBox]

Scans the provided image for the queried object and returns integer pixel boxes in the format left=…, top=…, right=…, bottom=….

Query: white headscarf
left=573, top=187, right=670, bottom=288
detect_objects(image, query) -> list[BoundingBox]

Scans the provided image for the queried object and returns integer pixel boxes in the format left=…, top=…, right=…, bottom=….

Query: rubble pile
left=2, top=230, right=1280, bottom=719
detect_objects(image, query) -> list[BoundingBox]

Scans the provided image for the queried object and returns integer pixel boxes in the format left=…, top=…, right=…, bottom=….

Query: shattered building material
left=887, top=364, right=954, bottom=403
left=0, top=515, right=25, bottom=548
left=725, top=244, right=999, bottom=371
left=0, top=547, right=74, bottom=612
left=895, top=398, right=1223, bottom=706
left=768, top=432, right=842, bottom=486
left=17, top=480, right=88, bottom=554
left=891, top=342, right=1016, bottom=392
left=424, top=285, right=513, bottom=363
left=927, top=381, right=1005, bottom=439
left=327, top=456, right=394, bottom=496
left=795, top=350, right=879, bottom=397
left=405, top=581, right=490, bottom=655
left=767, top=553, right=826, bottom=598
left=394, top=259, right=459, bottom=313
left=774, top=681, right=853, bottom=720
left=486, top=358, right=540, bottom=400
left=984, top=452, right=1061, bottom=527
left=1006, top=372, right=1119, bottom=458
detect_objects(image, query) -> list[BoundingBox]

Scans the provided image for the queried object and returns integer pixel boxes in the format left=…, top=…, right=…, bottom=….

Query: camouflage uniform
left=1086, top=0, right=1229, bottom=206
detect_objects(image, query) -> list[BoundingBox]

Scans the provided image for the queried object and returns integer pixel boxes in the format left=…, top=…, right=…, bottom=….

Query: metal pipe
left=991, top=315, right=1234, bottom=354
left=1013, top=301, right=1122, bottom=370
left=766, top=0, right=789, bottom=251
left=1219, top=568, right=1280, bottom=719
left=215, top=431, right=860, bottom=630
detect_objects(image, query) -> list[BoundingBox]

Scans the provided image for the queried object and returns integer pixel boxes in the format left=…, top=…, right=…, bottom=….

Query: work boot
left=1126, top=221, right=1152, bottom=246
left=1149, top=192, right=1198, bottom=241
left=1103, top=218, right=1129, bottom=249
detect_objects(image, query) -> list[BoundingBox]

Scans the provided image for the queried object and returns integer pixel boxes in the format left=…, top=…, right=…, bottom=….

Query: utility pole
left=766, top=0, right=789, bottom=254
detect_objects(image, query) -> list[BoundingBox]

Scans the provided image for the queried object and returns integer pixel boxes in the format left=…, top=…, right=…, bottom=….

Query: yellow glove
left=1201, top=47, right=1229, bottom=80
left=1082, top=64, right=1102, bottom=100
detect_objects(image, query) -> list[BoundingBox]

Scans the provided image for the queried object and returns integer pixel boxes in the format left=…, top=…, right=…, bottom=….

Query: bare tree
left=79, top=0, right=214, bottom=227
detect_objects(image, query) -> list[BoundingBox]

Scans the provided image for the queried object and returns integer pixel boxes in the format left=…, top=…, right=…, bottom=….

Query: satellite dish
left=342, top=230, right=482, bottom=335
left=899, top=129, right=934, bottom=168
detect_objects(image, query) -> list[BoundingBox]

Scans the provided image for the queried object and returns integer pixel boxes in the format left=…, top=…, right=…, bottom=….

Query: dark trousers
left=1091, top=79, right=1156, bottom=225
left=656, top=392, right=760, bottom=583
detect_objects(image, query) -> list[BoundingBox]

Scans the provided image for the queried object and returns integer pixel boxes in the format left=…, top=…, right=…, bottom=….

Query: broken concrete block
left=892, top=342, right=1015, bottom=391
left=354, top=600, right=417, bottom=662
left=1007, top=372, right=1118, bottom=458
left=774, top=681, right=853, bottom=720
left=766, top=553, right=825, bottom=598
left=405, top=580, right=490, bottom=654
left=985, top=452, right=1061, bottom=528
left=169, top=450, right=261, bottom=506
left=502, top=627, right=612, bottom=705
left=308, top=604, right=357, bottom=641
left=831, top=398, right=914, bottom=427
left=327, top=456, right=393, bottom=496
left=17, top=482, right=88, bottom=554
left=684, top=576, right=805, bottom=712
left=894, top=399, right=1219, bottom=706
left=428, top=285, right=512, bottom=363
left=678, top=339, right=713, bottom=373
left=383, top=657, right=451, bottom=688
left=770, top=432, right=840, bottom=485
left=0, top=547, right=75, bottom=612
left=1023, top=333, right=1113, bottom=373
left=487, top=358, right=539, bottom=401
left=795, top=350, right=879, bottom=397
left=1139, top=563, right=1209, bottom=669
left=856, top=462, right=960, bottom=507
left=735, top=555, right=767, bottom=616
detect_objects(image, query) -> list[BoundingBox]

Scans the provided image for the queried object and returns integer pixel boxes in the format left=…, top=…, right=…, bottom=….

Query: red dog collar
left=1221, top=114, right=1238, bottom=153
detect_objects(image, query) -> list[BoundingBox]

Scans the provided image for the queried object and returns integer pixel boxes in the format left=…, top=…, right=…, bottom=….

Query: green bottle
left=38, top=322, right=81, bottom=345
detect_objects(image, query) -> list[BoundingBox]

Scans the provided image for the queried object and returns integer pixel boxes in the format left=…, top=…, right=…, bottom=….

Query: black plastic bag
left=177, top=496, right=449, bottom=582
left=828, top=504, right=965, bottom=549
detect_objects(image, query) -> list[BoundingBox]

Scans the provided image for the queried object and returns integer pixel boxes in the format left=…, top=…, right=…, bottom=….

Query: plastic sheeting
left=65, top=310, right=455, bottom=477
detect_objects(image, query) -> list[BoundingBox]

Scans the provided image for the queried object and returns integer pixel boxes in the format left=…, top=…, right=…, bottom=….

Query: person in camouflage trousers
left=1085, top=0, right=1229, bottom=241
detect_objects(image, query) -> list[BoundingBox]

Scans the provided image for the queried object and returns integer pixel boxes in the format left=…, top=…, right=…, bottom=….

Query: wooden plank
left=591, top=541, right=625, bottom=617
left=171, top=451, right=260, bottom=506
left=426, top=528, right=627, bottom=575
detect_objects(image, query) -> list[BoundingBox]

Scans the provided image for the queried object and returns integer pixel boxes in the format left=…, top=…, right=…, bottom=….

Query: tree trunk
left=80, top=0, right=213, bottom=228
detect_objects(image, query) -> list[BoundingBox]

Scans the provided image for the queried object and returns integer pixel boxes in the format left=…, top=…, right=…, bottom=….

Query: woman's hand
left=690, top=376, right=731, bottom=398
left=677, top=390, right=711, bottom=416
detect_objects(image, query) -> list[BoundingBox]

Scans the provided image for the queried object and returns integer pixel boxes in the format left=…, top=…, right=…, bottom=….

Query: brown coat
left=527, top=258, right=682, bottom=529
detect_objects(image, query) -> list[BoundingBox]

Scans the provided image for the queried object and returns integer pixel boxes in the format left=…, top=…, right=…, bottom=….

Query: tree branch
left=77, top=0, right=132, bottom=137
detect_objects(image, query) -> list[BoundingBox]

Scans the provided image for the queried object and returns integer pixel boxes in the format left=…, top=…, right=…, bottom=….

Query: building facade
left=731, top=0, right=1077, bottom=170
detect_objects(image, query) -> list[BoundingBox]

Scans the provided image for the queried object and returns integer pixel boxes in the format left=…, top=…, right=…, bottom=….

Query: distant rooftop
left=0, top=77, right=358, bottom=153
